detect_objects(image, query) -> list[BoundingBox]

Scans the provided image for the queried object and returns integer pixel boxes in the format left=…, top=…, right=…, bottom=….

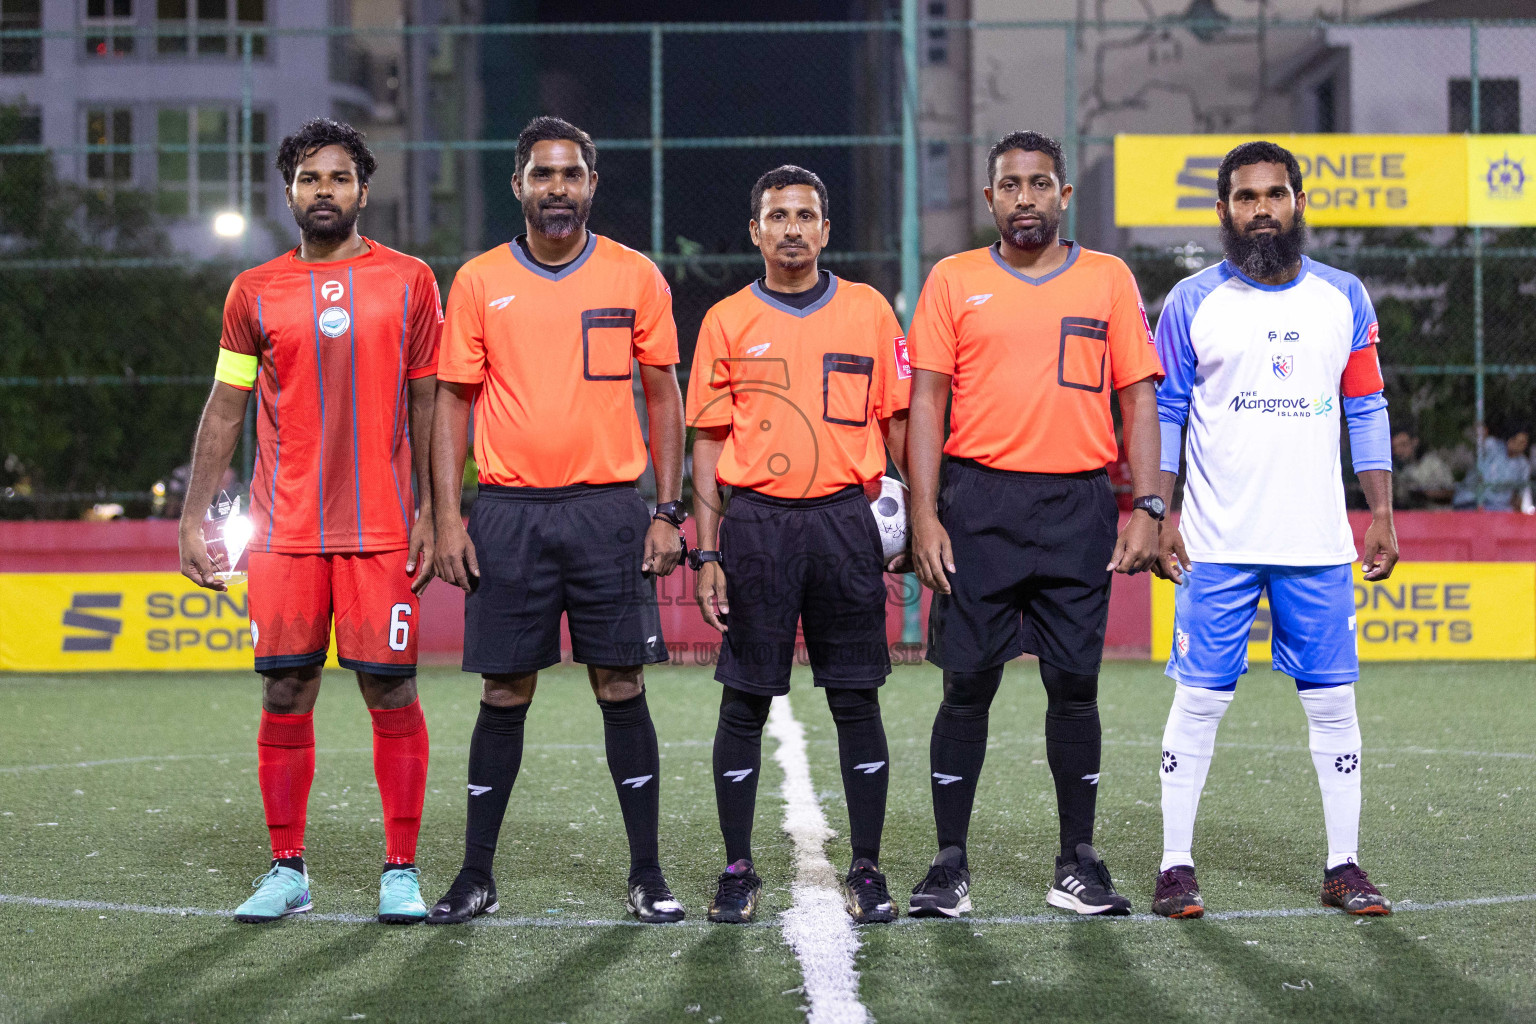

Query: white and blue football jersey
left=1155, top=256, right=1390, bottom=566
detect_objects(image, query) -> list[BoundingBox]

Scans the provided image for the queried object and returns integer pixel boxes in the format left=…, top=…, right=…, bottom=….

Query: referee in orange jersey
left=905, top=132, right=1165, bottom=919
left=426, top=117, right=688, bottom=925
left=687, top=166, right=911, bottom=925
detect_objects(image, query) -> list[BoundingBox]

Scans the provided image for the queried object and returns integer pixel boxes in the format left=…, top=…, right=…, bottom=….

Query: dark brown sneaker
left=1151, top=865, right=1205, bottom=919
left=1321, top=862, right=1392, bottom=915
left=842, top=859, right=898, bottom=924
left=707, top=859, right=762, bottom=924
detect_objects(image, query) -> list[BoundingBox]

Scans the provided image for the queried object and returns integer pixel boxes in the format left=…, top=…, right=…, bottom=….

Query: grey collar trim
left=749, top=272, right=840, bottom=318
left=988, top=240, right=1080, bottom=286
left=508, top=231, right=597, bottom=280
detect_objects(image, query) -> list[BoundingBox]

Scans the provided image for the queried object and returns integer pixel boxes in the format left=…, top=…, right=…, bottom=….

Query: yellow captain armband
left=214, top=349, right=259, bottom=389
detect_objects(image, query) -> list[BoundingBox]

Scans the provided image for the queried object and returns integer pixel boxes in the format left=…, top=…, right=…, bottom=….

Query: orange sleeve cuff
left=1341, top=345, right=1384, bottom=397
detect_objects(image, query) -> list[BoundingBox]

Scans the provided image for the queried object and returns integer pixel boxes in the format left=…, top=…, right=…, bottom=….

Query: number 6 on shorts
left=389, top=603, right=412, bottom=652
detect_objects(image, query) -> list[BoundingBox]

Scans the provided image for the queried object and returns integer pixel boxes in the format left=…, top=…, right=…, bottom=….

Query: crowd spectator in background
left=1392, top=430, right=1456, bottom=509
left=1453, top=424, right=1531, bottom=510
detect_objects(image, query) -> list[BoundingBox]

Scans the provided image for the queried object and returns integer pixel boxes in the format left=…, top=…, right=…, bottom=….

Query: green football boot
left=379, top=867, right=428, bottom=924
left=234, top=865, right=312, bottom=923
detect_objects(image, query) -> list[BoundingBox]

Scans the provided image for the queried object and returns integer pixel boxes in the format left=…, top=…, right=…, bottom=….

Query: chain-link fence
left=1, top=12, right=1533, bottom=517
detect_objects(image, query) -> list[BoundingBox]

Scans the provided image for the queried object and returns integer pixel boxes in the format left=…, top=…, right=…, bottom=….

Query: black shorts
left=463, top=483, right=667, bottom=675
left=926, top=459, right=1117, bottom=675
left=716, top=485, right=891, bottom=697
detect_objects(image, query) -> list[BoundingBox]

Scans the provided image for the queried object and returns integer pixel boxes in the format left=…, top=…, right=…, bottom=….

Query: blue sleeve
left=1313, top=262, right=1379, bottom=352
left=1154, top=283, right=1199, bottom=474
left=1348, top=278, right=1378, bottom=352
left=1344, top=391, right=1391, bottom=473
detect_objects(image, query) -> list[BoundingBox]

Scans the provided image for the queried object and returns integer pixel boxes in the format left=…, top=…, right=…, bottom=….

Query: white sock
left=1158, top=683, right=1234, bottom=872
left=1298, top=684, right=1363, bottom=870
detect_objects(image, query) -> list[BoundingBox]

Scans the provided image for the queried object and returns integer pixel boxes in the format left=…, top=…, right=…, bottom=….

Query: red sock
left=371, top=699, right=429, bottom=865
left=257, top=710, right=315, bottom=861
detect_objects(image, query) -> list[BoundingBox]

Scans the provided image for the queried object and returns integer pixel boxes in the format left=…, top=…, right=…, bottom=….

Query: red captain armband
left=1341, top=339, right=1384, bottom=398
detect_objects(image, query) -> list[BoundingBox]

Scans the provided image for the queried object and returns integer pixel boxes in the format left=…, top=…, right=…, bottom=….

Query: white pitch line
left=766, top=694, right=867, bottom=1024
left=3, top=891, right=1530, bottom=931
left=933, top=892, right=1536, bottom=927
left=841, top=736, right=1536, bottom=761
left=0, top=894, right=767, bottom=929
left=0, top=739, right=712, bottom=774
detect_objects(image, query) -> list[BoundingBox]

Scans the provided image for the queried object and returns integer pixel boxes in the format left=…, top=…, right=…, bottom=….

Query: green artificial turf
left=1, top=661, right=1532, bottom=1023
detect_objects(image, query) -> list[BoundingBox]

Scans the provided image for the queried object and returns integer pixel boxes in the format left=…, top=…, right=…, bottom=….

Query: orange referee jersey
left=907, top=242, right=1163, bottom=474
left=437, top=233, right=679, bottom=487
left=687, top=274, right=910, bottom=499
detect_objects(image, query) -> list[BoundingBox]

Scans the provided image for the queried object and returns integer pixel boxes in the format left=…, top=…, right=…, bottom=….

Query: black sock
left=713, top=686, right=771, bottom=865
left=1041, top=661, right=1101, bottom=861
left=597, top=691, right=662, bottom=876
left=274, top=855, right=305, bottom=873
left=462, top=700, right=528, bottom=882
left=384, top=861, right=415, bottom=874
left=930, top=667, right=1002, bottom=862
left=826, top=687, right=889, bottom=866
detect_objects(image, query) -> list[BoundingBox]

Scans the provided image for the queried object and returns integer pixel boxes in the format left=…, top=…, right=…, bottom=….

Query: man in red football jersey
left=178, top=118, right=441, bottom=925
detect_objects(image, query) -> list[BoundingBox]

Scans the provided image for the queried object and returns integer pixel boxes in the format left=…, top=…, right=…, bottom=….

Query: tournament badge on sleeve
left=203, top=490, right=254, bottom=586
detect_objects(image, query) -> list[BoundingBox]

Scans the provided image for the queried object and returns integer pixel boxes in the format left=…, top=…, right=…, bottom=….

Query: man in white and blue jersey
left=1148, top=141, right=1397, bottom=919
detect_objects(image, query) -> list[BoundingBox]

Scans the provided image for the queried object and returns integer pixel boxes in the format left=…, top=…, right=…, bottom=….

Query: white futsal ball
left=869, top=475, right=909, bottom=562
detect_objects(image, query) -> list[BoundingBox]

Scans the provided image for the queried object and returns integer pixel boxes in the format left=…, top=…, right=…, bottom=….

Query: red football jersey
left=216, top=239, right=442, bottom=554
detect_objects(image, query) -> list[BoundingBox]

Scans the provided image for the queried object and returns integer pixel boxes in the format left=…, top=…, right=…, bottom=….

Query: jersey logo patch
left=747, top=342, right=772, bottom=357
left=488, top=295, right=516, bottom=310
left=1138, top=301, right=1154, bottom=343
left=1271, top=354, right=1294, bottom=380
left=1367, top=321, right=1379, bottom=345
left=320, top=280, right=344, bottom=302
left=318, top=306, right=350, bottom=338
left=965, top=293, right=992, bottom=306
left=893, top=335, right=912, bottom=380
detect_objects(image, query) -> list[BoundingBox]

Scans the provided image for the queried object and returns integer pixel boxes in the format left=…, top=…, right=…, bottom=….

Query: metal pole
left=901, top=0, right=922, bottom=645
left=900, top=0, right=919, bottom=323
left=650, top=25, right=663, bottom=258
left=1471, top=21, right=1485, bottom=507
left=1064, top=19, right=1078, bottom=240
left=240, top=29, right=256, bottom=486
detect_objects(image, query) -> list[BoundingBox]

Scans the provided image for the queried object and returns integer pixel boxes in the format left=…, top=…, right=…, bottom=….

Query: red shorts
left=248, top=550, right=418, bottom=677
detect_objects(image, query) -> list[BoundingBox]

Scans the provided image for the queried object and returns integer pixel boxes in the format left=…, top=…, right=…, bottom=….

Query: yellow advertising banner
left=1116, top=134, right=1536, bottom=228
left=1150, top=562, right=1536, bottom=666
left=0, top=573, right=338, bottom=672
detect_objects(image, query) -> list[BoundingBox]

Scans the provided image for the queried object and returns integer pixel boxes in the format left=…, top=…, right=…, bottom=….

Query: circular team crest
left=318, top=305, right=351, bottom=338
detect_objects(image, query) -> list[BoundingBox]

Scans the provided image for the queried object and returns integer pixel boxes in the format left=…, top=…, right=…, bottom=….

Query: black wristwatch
left=688, top=548, right=722, bottom=571
left=653, top=500, right=688, bottom=528
left=1132, top=495, right=1167, bottom=521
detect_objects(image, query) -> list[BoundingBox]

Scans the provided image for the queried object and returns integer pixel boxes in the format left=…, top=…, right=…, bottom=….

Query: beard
left=523, top=193, right=592, bottom=240
left=1221, top=211, right=1308, bottom=280
left=293, top=198, right=360, bottom=245
left=770, top=240, right=815, bottom=272
left=995, top=203, right=1062, bottom=249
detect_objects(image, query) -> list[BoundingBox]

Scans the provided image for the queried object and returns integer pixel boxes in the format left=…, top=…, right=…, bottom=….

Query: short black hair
left=750, top=165, right=829, bottom=221
left=1217, top=140, right=1303, bottom=202
left=516, top=116, right=597, bottom=177
left=276, top=118, right=376, bottom=187
left=986, top=130, right=1066, bottom=185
